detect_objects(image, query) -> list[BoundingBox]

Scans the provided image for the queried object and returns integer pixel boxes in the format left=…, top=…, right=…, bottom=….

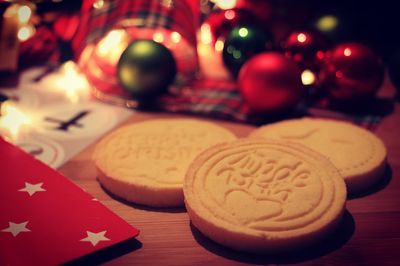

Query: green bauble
left=117, top=39, right=177, bottom=100
left=222, top=26, right=272, bottom=76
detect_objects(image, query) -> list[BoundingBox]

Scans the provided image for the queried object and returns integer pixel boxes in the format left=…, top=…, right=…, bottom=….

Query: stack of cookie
left=93, top=118, right=387, bottom=253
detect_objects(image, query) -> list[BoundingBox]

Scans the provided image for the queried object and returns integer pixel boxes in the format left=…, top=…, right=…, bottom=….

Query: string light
left=238, top=27, right=249, bottom=38
left=0, top=102, right=32, bottom=141
left=214, top=39, right=224, bottom=52
left=344, top=48, right=352, bottom=57
left=200, top=23, right=212, bottom=45
left=301, top=69, right=316, bottom=85
left=17, top=25, right=35, bottom=41
left=93, top=0, right=104, bottom=9
left=170, top=31, right=181, bottom=44
left=17, top=5, right=32, bottom=24
left=153, top=32, right=165, bottom=43
left=297, top=33, right=307, bottom=43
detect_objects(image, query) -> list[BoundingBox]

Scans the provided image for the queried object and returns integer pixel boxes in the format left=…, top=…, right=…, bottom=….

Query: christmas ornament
left=319, top=42, right=384, bottom=101
left=283, top=30, right=329, bottom=71
left=223, top=26, right=272, bottom=76
left=117, top=39, right=177, bottom=100
left=238, top=52, right=303, bottom=113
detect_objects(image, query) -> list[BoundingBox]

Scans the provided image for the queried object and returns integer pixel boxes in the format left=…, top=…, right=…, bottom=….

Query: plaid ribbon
left=73, top=0, right=197, bottom=58
left=160, top=79, right=391, bottom=129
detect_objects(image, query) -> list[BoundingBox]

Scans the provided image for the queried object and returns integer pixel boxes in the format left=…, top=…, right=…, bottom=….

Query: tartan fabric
left=159, top=79, right=389, bottom=129
left=72, top=0, right=197, bottom=59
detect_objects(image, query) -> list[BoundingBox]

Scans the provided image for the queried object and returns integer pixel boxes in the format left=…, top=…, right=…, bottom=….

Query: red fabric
left=0, top=137, right=139, bottom=265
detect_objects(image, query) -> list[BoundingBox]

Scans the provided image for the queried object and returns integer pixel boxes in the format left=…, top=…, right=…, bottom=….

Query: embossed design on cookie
left=214, top=151, right=312, bottom=227
left=185, top=140, right=347, bottom=252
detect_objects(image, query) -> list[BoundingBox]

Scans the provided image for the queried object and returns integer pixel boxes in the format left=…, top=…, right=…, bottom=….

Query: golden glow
left=301, top=69, right=316, bottom=85
left=297, top=33, right=307, bottom=43
left=96, top=29, right=126, bottom=57
left=93, top=0, right=104, bottom=9
left=153, top=32, right=165, bottom=43
left=0, top=102, right=31, bottom=141
left=170, top=31, right=181, bottom=43
left=214, top=38, right=224, bottom=52
left=200, top=23, right=212, bottom=45
left=316, top=15, right=338, bottom=32
left=224, top=10, right=235, bottom=20
left=211, top=0, right=237, bottom=10
left=238, top=27, right=248, bottom=38
left=17, top=5, right=32, bottom=23
left=344, top=48, right=352, bottom=57
left=54, top=61, right=90, bottom=103
left=17, top=25, right=34, bottom=41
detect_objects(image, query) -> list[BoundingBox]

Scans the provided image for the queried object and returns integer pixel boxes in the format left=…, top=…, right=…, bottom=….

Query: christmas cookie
left=249, top=118, right=387, bottom=194
left=93, top=119, right=236, bottom=207
left=184, top=139, right=346, bottom=253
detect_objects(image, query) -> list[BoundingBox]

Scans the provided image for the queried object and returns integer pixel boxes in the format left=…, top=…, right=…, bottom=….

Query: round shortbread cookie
left=93, top=119, right=236, bottom=207
left=184, top=139, right=346, bottom=253
left=249, top=118, right=387, bottom=194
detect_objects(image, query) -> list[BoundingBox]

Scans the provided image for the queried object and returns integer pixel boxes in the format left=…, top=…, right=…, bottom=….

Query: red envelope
left=0, top=137, right=139, bottom=265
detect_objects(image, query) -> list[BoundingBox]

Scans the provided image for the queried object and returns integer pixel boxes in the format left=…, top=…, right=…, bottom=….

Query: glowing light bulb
left=170, top=31, right=181, bottom=43
left=93, top=0, right=104, bottom=9
left=214, top=39, right=224, bottom=52
left=224, top=10, right=235, bottom=20
left=0, top=102, right=31, bottom=141
left=238, top=27, right=248, bottom=38
left=153, top=32, right=164, bottom=43
left=17, top=5, right=32, bottom=24
left=212, top=0, right=237, bottom=10
left=200, top=23, right=212, bottom=45
left=54, top=61, right=90, bottom=103
left=344, top=48, right=352, bottom=57
left=17, top=25, right=34, bottom=41
left=301, top=69, right=316, bottom=85
left=297, top=33, right=307, bottom=43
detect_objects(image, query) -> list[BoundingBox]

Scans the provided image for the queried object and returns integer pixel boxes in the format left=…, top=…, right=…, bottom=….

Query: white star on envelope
left=18, top=182, right=46, bottom=196
left=1, top=221, right=31, bottom=237
left=80, top=230, right=110, bottom=246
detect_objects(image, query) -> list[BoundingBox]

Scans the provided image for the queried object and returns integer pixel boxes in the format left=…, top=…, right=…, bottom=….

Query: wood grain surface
left=59, top=108, right=400, bottom=265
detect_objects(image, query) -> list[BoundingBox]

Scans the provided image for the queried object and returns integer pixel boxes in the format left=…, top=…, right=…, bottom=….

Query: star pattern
left=1, top=221, right=31, bottom=237
left=80, top=230, right=110, bottom=246
left=18, top=182, right=46, bottom=196
left=0, top=137, right=139, bottom=265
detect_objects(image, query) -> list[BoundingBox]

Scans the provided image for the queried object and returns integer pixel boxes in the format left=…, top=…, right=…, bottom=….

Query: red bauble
left=283, top=30, right=329, bottom=70
left=238, top=52, right=303, bottom=113
left=320, top=42, right=384, bottom=100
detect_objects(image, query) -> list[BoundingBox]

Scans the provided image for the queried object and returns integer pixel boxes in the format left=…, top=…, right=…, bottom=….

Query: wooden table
left=59, top=108, right=400, bottom=265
